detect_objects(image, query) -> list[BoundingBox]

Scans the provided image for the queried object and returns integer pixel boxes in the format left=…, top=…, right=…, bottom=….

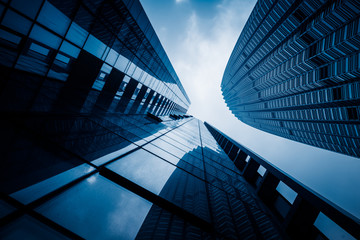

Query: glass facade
left=0, top=0, right=286, bottom=239
left=0, top=0, right=190, bottom=116
left=205, top=122, right=359, bottom=240
left=222, top=0, right=360, bottom=158
left=0, top=114, right=287, bottom=239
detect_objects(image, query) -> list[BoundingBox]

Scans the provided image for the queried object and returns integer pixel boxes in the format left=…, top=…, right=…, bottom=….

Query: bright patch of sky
left=140, top=0, right=360, bottom=220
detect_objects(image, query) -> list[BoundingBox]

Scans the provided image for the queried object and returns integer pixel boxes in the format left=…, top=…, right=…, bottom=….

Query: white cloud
left=162, top=0, right=360, bottom=218
left=175, top=0, right=188, bottom=4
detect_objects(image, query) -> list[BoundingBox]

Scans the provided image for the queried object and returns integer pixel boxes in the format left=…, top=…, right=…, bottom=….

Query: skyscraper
left=1, top=0, right=359, bottom=239
left=221, top=0, right=360, bottom=158
left=0, top=0, right=285, bottom=239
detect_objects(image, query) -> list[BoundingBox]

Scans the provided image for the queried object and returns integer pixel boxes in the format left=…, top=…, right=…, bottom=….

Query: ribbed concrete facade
left=222, top=0, right=360, bottom=157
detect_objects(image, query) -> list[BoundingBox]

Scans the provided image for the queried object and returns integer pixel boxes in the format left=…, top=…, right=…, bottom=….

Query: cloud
left=164, top=0, right=360, bottom=218
left=175, top=0, right=188, bottom=4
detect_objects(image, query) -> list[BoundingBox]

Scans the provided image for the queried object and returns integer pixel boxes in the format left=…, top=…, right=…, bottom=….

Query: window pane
left=115, top=54, right=129, bottom=72
left=0, top=29, right=22, bottom=44
left=11, top=164, right=95, bottom=204
left=37, top=1, right=71, bottom=36
left=65, top=22, right=88, bottom=47
left=91, top=143, right=138, bottom=166
left=59, top=41, right=80, bottom=58
left=314, top=212, right=356, bottom=240
left=107, top=148, right=176, bottom=194
left=36, top=173, right=152, bottom=240
left=0, top=215, right=68, bottom=240
left=276, top=181, right=297, bottom=204
left=10, top=0, right=42, bottom=19
left=2, top=10, right=32, bottom=35
left=83, top=34, right=106, bottom=59
left=29, top=42, right=49, bottom=56
left=29, top=24, right=62, bottom=49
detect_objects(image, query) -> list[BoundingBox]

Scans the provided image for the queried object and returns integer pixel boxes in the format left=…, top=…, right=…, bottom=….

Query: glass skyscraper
left=0, top=0, right=284, bottom=239
left=0, top=0, right=359, bottom=239
left=222, top=0, right=360, bottom=158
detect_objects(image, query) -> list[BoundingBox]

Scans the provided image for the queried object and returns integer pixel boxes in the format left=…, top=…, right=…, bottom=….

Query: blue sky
left=140, top=0, right=360, bottom=220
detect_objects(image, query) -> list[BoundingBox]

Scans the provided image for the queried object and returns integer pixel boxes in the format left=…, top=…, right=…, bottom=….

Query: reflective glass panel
left=65, top=22, right=88, bottom=47
left=36, top=173, right=152, bottom=240
left=314, top=212, right=355, bottom=240
left=29, top=24, right=62, bottom=49
left=37, top=1, right=71, bottom=36
left=107, top=148, right=176, bottom=195
left=59, top=41, right=80, bottom=58
left=10, top=0, right=42, bottom=19
left=11, top=164, right=95, bottom=204
left=0, top=215, right=67, bottom=240
left=0, top=29, right=22, bottom=44
left=276, top=181, right=298, bottom=204
left=83, top=34, right=106, bottom=59
left=2, top=10, right=32, bottom=35
left=92, top=143, right=138, bottom=166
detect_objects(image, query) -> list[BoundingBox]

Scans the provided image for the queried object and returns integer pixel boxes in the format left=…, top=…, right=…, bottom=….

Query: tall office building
left=0, top=0, right=286, bottom=239
left=221, top=0, right=360, bottom=158
left=205, top=122, right=359, bottom=240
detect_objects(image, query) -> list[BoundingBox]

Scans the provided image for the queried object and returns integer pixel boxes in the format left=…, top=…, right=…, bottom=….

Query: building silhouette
left=221, top=0, right=360, bottom=158
left=0, top=0, right=359, bottom=239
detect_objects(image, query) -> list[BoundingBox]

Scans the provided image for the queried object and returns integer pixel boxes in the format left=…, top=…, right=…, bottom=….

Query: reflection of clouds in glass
left=86, top=175, right=97, bottom=184
left=36, top=174, right=152, bottom=239
left=107, top=149, right=176, bottom=195
left=108, top=193, right=152, bottom=239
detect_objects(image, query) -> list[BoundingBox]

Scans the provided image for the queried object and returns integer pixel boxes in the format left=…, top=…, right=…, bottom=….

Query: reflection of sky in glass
left=11, top=164, right=95, bottom=204
left=0, top=215, right=66, bottom=240
left=36, top=173, right=152, bottom=240
left=91, top=143, right=138, bottom=166
left=142, top=143, right=181, bottom=165
left=314, top=212, right=356, bottom=240
left=276, top=181, right=297, bottom=204
left=107, top=149, right=176, bottom=195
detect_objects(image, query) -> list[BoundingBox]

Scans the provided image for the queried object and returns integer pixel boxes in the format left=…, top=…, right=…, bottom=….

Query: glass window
left=126, top=62, right=136, bottom=76
left=314, top=212, right=355, bottom=240
left=107, top=148, right=176, bottom=195
left=65, top=22, right=88, bottom=47
left=91, top=143, right=138, bottom=166
left=257, top=165, right=267, bottom=176
left=29, top=42, right=49, bottom=56
left=0, top=28, right=22, bottom=44
left=0, top=215, right=67, bottom=240
left=37, top=1, right=71, bottom=36
left=29, top=24, right=62, bottom=49
left=59, top=40, right=80, bottom=58
left=276, top=181, right=298, bottom=204
left=141, top=143, right=180, bottom=165
left=55, top=53, right=70, bottom=64
left=11, top=164, right=95, bottom=204
left=92, top=63, right=113, bottom=91
left=83, top=34, right=106, bottom=59
left=36, top=173, right=152, bottom=240
left=10, top=0, right=42, bottom=19
left=114, top=54, right=129, bottom=72
left=105, top=48, right=119, bottom=66
left=1, top=9, right=32, bottom=35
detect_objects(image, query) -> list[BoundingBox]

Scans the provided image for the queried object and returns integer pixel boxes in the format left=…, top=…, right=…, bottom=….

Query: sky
left=140, top=0, right=360, bottom=220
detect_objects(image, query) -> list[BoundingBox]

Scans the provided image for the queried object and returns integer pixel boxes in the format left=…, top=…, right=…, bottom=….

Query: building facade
left=205, top=122, right=359, bottom=240
left=221, top=0, right=360, bottom=158
left=0, top=0, right=286, bottom=239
